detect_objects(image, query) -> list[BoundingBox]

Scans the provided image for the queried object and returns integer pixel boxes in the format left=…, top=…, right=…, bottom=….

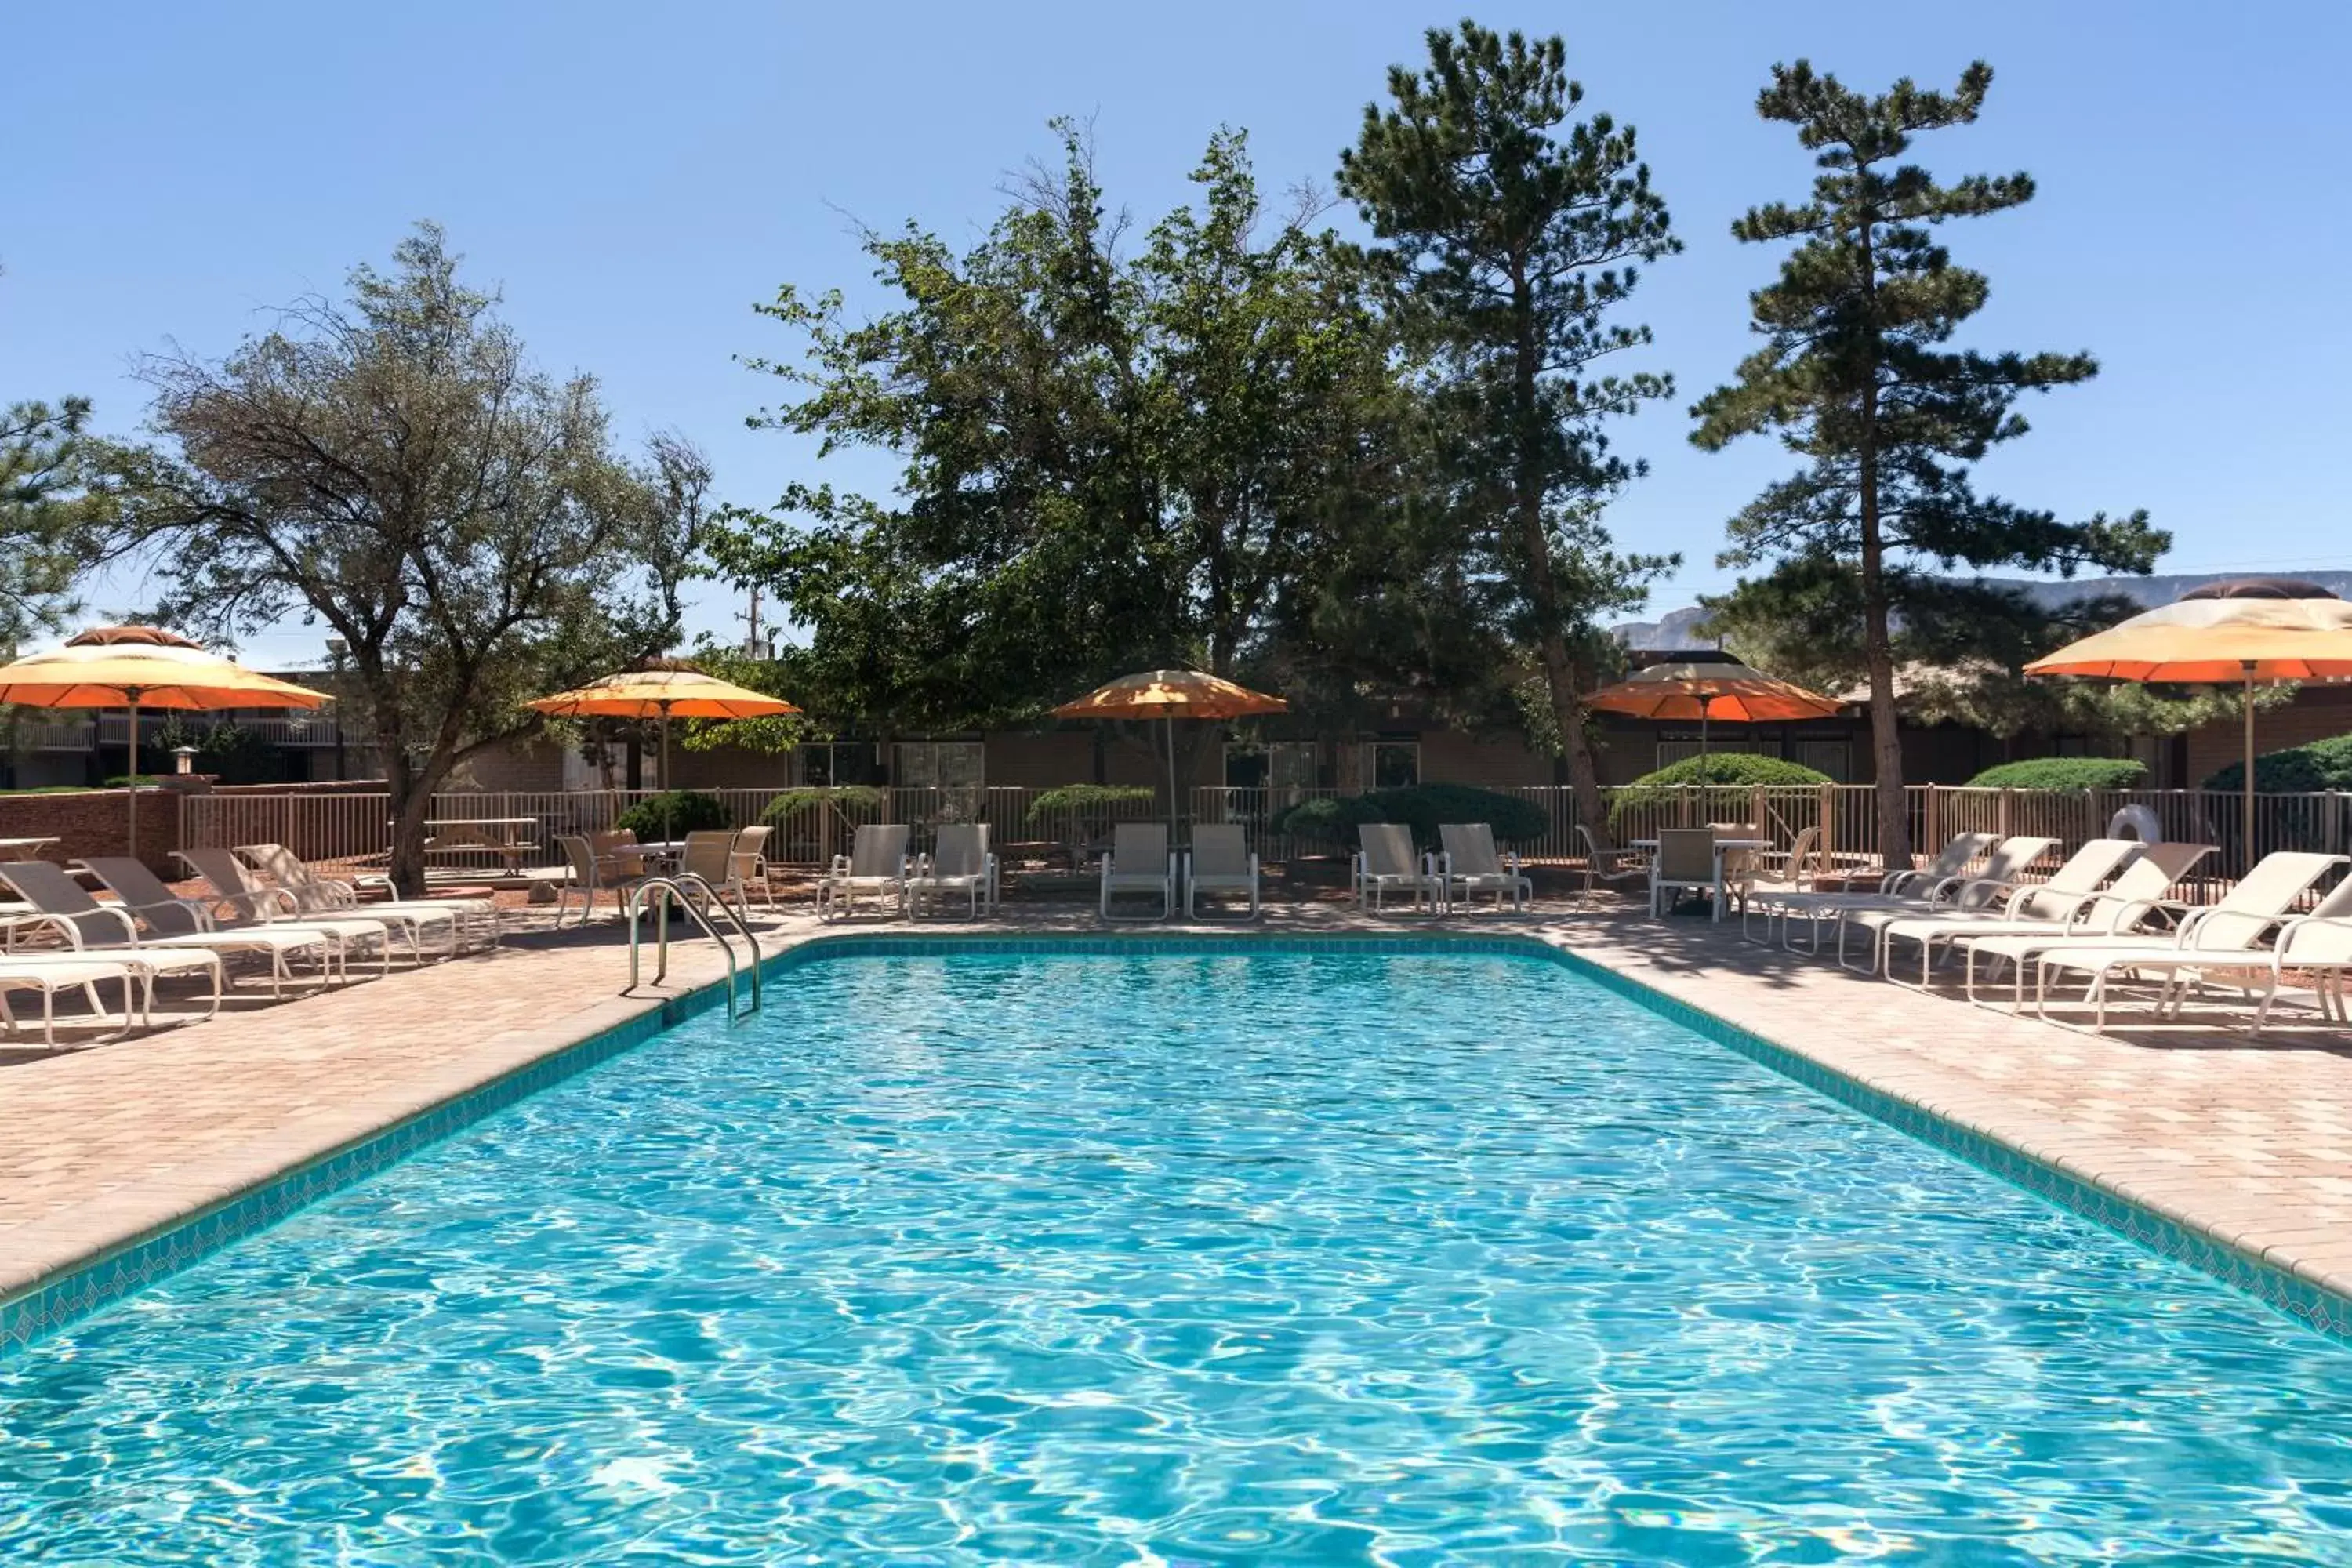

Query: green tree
left=1338, top=19, right=1679, bottom=845
left=0, top=396, right=107, bottom=648
left=1691, top=60, right=2165, bottom=866
left=713, top=125, right=1454, bottom=765
left=108, top=224, right=707, bottom=893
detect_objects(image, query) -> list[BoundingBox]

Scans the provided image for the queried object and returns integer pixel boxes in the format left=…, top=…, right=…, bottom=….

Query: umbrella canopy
left=1051, top=669, right=1290, bottom=722
left=1583, top=659, right=1845, bottom=725
left=527, top=666, right=800, bottom=817
left=2024, top=579, right=2352, bottom=866
left=0, top=626, right=334, bottom=855
left=1053, top=670, right=1288, bottom=845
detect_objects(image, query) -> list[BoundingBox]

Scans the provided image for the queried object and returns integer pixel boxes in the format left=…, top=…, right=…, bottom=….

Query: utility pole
left=737, top=585, right=764, bottom=657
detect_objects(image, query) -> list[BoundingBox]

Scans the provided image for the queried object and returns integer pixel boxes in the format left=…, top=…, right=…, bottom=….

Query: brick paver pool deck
left=4, top=898, right=2350, bottom=1333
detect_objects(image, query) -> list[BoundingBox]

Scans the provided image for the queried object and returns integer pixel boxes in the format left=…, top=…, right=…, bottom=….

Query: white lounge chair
left=1356, top=823, right=1443, bottom=913
left=1749, top=832, right=2000, bottom=951
left=1949, top=845, right=2216, bottom=1010
left=2253, top=912, right=2352, bottom=1033
left=1436, top=822, right=1531, bottom=913
left=1833, top=837, right=2060, bottom=971
left=1184, top=825, right=1259, bottom=920
left=1859, top=837, right=2143, bottom=982
left=0, top=956, right=147, bottom=1047
left=234, top=842, right=499, bottom=950
left=818, top=825, right=910, bottom=920
left=165, top=849, right=413, bottom=969
left=2028, top=852, right=2352, bottom=1033
left=0, top=858, right=321, bottom=999
left=909, top=824, right=996, bottom=919
left=1100, top=823, right=1176, bottom=920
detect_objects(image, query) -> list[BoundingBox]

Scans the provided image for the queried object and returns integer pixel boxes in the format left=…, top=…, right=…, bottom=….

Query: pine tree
left=1339, top=20, right=1678, bottom=846
left=1690, top=61, right=2164, bottom=866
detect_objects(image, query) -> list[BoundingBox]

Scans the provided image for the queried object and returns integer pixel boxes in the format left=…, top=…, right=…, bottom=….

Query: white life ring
left=2106, top=804, right=2163, bottom=843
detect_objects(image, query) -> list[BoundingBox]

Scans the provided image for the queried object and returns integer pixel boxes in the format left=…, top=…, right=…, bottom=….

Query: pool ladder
left=624, top=874, right=763, bottom=1022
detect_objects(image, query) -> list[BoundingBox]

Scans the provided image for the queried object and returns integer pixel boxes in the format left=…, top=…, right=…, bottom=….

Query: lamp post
left=172, top=745, right=198, bottom=776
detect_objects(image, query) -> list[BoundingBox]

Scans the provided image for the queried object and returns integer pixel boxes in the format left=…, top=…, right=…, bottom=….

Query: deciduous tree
left=108, top=225, right=706, bottom=893
left=1690, top=61, right=2165, bottom=865
left=1338, top=19, right=1679, bottom=844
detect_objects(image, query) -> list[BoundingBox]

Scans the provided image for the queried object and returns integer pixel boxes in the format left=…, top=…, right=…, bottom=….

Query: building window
left=800, top=742, right=886, bottom=787
left=1370, top=741, right=1420, bottom=789
left=892, top=741, right=985, bottom=792
left=1791, top=739, right=1853, bottom=782
left=1224, top=741, right=1317, bottom=795
left=1656, top=738, right=1764, bottom=770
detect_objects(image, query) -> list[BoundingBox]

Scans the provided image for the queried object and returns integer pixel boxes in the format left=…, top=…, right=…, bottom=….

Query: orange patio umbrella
left=2025, top=578, right=2352, bottom=864
left=1583, top=658, right=1843, bottom=753
left=1052, top=670, right=1288, bottom=838
left=0, top=626, right=333, bottom=852
left=527, top=663, right=801, bottom=798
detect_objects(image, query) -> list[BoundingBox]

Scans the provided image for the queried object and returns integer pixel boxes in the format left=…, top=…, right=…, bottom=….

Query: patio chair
left=1436, top=822, right=1531, bottom=913
left=818, top=825, right=910, bottom=920
left=556, top=833, right=652, bottom=927
left=234, top=843, right=500, bottom=949
left=908, top=823, right=996, bottom=920
left=730, top=825, right=779, bottom=909
left=1951, top=844, right=2218, bottom=1010
left=1184, top=824, right=1259, bottom=920
left=166, top=848, right=419, bottom=967
left=2252, top=909, right=2352, bottom=1033
left=1859, top=837, right=2145, bottom=982
left=1573, top=824, right=1650, bottom=904
left=678, top=830, right=751, bottom=916
left=1833, top=837, right=2060, bottom=971
left=1099, top=823, right=1177, bottom=921
left=0, top=956, right=148, bottom=1047
left=2027, top=851, right=2351, bottom=1033
left=1355, top=823, right=1443, bottom=914
left=0, top=858, right=324, bottom=1000
left=1749, top=832, right=2001, bottom=953
left=1649, top=827, right=1719, bottom=918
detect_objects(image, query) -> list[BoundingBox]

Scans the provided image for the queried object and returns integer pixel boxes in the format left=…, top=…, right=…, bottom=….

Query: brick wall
left=2183, top=685, right=2352, bottom=784
left=0, top=777, right=387, bottom=876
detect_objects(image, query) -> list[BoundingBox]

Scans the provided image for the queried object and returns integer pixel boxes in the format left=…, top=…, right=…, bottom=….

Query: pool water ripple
left=4, top=951, right=2352, bottom=1563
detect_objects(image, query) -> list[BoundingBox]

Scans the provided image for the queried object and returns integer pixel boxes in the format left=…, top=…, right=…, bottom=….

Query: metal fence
left=179, top=782, right=2352, bottom=881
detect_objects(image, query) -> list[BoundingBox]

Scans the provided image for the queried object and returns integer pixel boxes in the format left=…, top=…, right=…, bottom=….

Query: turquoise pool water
left=5, top=950, right=2352, bottom=1563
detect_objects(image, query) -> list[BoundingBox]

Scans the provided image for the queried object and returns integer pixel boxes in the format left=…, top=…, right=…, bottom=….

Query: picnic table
left=420, top=817, right=542, bottom=876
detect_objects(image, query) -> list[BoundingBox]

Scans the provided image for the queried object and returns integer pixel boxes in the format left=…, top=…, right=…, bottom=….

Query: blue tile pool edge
left=2, top=928, right=2344, bottom=1358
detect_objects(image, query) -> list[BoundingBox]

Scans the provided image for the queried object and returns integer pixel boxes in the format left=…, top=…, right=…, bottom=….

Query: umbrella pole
left=125, top=693, right=141, bottom=861
left=2243, top=664, right=2256, bottom=872
left=1700, top=710, right=1710, bottom=757
left=660, top=704, right=673, bottom=848
left=1167, top=715, right=1179, bottom=848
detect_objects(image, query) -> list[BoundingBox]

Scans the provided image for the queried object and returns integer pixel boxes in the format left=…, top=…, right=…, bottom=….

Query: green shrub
left=1273, top=784, right=1547, bottom=851
left=1606, top=753, right=1831, bottom=833
left=2204, top=732, right=2352, bottom=792
left=759, top=786, right=887, bottom=829
left=1966, top=757, right=2148, bottom=792
left=1025, top=784, right=1156, bottom=825
left=615, top=789, right=731, bottom=837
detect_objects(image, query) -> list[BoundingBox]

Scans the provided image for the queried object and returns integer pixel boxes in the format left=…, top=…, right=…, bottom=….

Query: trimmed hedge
left=615, top=789, right=731, bottom=837
left=2205, top=733, right=2352, bottom=793
left=1274, top=783, right=1548, bottom=850
left=1025, top=784, right=1156, bottom=824
left=758, top=786, right=887, bottom=829
left=1606, top=753, right=1831, bottom=833
left=1966, top=757, right=2149, bottom=792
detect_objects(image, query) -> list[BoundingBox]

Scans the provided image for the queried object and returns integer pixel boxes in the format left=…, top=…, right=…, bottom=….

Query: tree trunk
left=1509, top=269, right=1612, bottom=849
left=383, top=742, right=431, bottom=898
left=1857, top=440, right=1914, bottom=872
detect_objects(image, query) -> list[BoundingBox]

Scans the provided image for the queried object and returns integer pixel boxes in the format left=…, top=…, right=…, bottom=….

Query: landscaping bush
left=2204, top=732, right=2352, bottom=793
left=1966, top=757, right=2148, bottom=792
left=1025, top=783, right=1156, bottom=826
left=759, top=785, right=887, bottom=829
left=615, top=789, right=730, bottom=837
left=1606, top=753, right=1830, bottom=834
left=1273, top=784, right=1546, bottom=851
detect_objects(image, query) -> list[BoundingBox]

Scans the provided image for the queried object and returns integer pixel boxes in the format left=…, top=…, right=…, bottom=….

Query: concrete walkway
left=3, top=897, right=2350, bottom=1334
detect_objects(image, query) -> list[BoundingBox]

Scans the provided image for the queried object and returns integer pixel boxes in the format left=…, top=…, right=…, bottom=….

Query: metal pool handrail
left=624, top=873, right=763, bottom=1022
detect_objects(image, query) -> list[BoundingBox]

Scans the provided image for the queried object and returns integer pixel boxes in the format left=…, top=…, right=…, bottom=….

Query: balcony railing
left=87, top=713, right=343, bottom=748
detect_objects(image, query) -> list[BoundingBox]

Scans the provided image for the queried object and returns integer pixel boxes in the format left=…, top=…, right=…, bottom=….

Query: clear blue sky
left=7, top=0, right=2346, bottom=666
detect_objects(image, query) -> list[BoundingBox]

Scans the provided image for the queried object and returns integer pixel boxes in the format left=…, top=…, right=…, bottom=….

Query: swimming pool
left=5, top=947, right=2351, bottom=1563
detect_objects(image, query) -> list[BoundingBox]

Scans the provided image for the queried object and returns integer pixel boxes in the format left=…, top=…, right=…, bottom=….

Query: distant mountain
left=1613, top=570, right=2352, bottom=650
